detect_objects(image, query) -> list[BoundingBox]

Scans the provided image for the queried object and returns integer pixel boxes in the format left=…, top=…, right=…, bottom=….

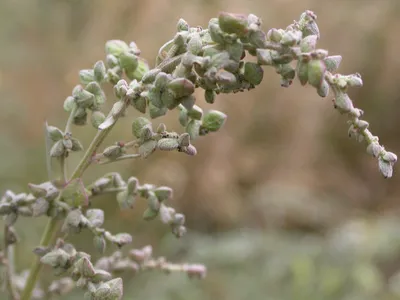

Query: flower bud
left=277, top=64, right=295, bottom=80
left=32, top=198, right=50, bottom=217
left=379, top=157, right=393, bottom=178
left=91, top=111, right=106, bottom=129
left=281, top=30, right=302, bottom=46
left=157, top=138, right=179, bottom=151
left=300, top=35, right=318, bottom=52
left=91, top=270, right=112, bottom=283
left=177, top=18, right=189, bottom=31
left=139, top=140, right=157, bottom=158
left=63, top=96, right=76, bottom=112
left=106, top=67, right=122, bottom=85
left=154, top=186, right=173, bottom=202
left=185, top=264, right=207, bottom=279
left=346, top=73, right=363, bottom=87
left=132, top=96, right=147, bottom=114
left=186, top=119, right=202, bottom=140
left=160, top=89, right=179, bottom=110
left=177, top=133, right=190, bottom=148
left=202, top=110, right=227, bottom=132
left=208, top=23, right=225, bottom=44
left=218, top=12, right=248, bottom=36
left=106, top=278, right=123, bottom=299
left=112, top=233, right=132, bottom=248
left=143, top=208, right=158, bottom=221
left=296, top=61, right=309, bottom=86
left=216, top=70, right=237, bottom=86
left=129, top=41, right=141, bottom=55
left=366, top=142, right=382, bottom=157
left=355, top=120, right=369, bottom=131
left=116, top=190, right=135, bottom=209
left=28, top=183, right=47, bottom=198
left=324, top=55, right=342, bottom=72
left=105, top=40, right=129, bottom=57
left=93, top=236, right=106, bottom=254
left=179, top=95, right=195, bottom=111
left=159, top=204, right=173, bottom=224
left=334, top=91, right=354, bottom=113
left=382, top=151, right=397, bottom=163
left=307, top=59, right=326, bottom=88
left=204, top=90, right=216, bottom=104
left=243, top=62, right=264, bottom=85
left=71, top=138, right=83, bottom=152
left=179, top=107, right=189, bottom=126
left=181, top=144, right=197, bottom=156
left=266, top=28, right=282, bottom=43
left=154, top=72, right=170, bottom=89
left=187, top=105, right=203, bottom=120
left=303, top=20, right=320, bottom=39
left=172, top=225, right=187, bottom=238
left=80, top=257, right=96, bottom=278
left=50, top=140, right=65, bottom=157
left=188, top=32, right=202, bottom=55
left=106, top=54, right=119, bottom=68
left=149, top=103, right=167, bottom=119
left=256, top=49, right=273, bottom=66
left=142, top=68, right=161, bottom=84
left=140, top=125, right=154, bottom=141
left=79, top=69, right=95, bottom=85
left=317, top=80, right=330, bottom=97
left=103, top=145, right=123, bottom=159
left=147, top=89, right=163, bottom=109
left=132, top=117, right=151, bottom=138
left=73, top=85, right=95, bottom=108
left=167, top=78, right=195, bottom=98
left=84, top=81, right=101, bottom=96
left=93, top=283, right=110, bottom=298
left=248, top=29, right=266, bottom=48
left=93, top=60, right=106, bottom=83
left=130, top=58, right=150, bottom=81
left=86, top=209, right=104, bottom=227
left=47, top=125, right=64, bottom=142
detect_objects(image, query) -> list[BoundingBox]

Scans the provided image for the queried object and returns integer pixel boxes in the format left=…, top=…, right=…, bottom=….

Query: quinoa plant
left=0, top=10, right=397, bottom=300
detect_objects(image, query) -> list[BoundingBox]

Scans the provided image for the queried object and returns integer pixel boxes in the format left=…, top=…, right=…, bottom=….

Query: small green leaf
left=202, top=110, right=227, bottom=132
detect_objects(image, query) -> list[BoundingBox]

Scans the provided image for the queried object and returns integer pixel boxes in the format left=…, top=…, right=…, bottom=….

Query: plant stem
left=21, top=98, right=129, bottom=300
left=4, top=226, right=20, bottom=300
left=99, top=154, right=140, bottom=165
left=65, top=105, right=77, bottom=134
left=20, top=218, right=58, bottom=300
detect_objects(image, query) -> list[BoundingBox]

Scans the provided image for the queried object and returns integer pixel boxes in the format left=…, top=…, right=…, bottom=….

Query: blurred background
left=1, top=0, right=400, bottom=299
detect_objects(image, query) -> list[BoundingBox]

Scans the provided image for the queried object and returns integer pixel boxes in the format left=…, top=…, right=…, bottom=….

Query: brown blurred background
left=1, top=0, right=400, bottom=299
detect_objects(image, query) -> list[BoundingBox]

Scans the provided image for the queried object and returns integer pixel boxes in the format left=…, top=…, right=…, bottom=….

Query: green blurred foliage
left=0, top=0, right=400, bottom=299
